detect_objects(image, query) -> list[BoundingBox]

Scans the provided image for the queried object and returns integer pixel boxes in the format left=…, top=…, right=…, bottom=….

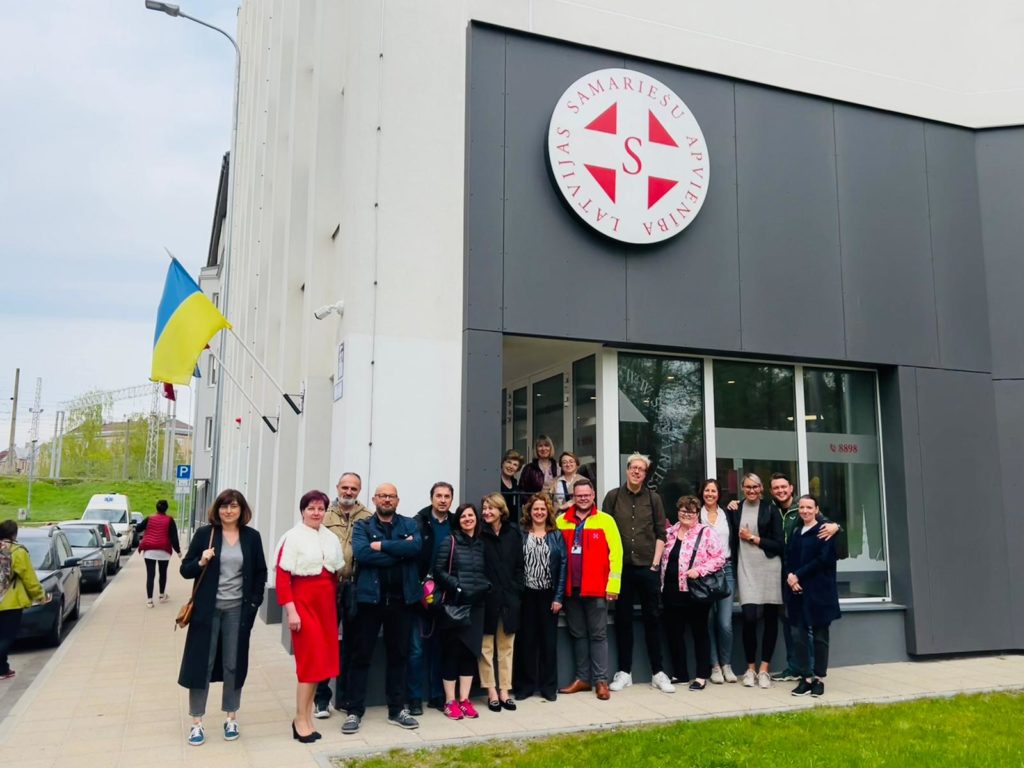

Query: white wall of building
left=211, top=0, right=1021, bottom=558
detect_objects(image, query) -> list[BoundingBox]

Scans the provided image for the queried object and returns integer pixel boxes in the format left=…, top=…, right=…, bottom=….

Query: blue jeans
left=783, top=610, right=814, bottom=672
left=406, top=614, right=443, bottom=703
left=707, top=563, right=735, bottom=668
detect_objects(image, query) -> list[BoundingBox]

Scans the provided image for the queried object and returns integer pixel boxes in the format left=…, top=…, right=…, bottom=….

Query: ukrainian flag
left=151, top=258, right=231, bottom=385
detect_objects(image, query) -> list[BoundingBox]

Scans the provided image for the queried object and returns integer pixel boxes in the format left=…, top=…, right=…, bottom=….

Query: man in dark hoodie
left=407, top=482, right=455, bottom=713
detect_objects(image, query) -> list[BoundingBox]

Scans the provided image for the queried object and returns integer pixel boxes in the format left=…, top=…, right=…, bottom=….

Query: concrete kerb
left=321, top=682, right=1024, bottom=765
left=0, top=566, right=118, bottom=743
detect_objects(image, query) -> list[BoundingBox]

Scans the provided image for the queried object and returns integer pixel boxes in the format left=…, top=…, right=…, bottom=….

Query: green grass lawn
left=0, top=477, right=178, bottom=523
left=334, top=691, right=1024, bottom=768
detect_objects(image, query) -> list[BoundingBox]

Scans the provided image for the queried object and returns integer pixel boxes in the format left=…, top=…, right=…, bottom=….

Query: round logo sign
left=547, top=68, right=710, bottom=245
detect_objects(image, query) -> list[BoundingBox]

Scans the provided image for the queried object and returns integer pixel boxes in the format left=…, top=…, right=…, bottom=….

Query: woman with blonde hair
left=513, top=493, right=566, bottom=701
left=479, top=493, right=524, bottom=711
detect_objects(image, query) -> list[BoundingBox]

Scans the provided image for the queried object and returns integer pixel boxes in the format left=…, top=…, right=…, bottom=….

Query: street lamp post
left=146, top=1, right=239, bottom=497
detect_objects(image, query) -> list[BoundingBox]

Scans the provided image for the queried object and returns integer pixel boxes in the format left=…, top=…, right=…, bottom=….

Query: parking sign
left=176, top=464, right=191, bottom=480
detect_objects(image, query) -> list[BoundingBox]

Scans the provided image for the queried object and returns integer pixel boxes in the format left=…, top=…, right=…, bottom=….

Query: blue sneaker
left=188, top=723, right=205, bottom=746
left=224, top=719, right=239, bottom=741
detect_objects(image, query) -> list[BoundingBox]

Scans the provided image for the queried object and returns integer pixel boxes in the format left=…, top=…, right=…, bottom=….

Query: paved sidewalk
left=1, top=553, right=1022, bottom=768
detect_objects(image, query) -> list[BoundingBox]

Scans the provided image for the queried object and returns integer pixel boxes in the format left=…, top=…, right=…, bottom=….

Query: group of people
left=0, top=436, right=842, bottom=747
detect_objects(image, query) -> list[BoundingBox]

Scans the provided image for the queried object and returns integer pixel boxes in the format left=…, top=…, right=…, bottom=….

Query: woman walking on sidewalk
left=0, top=520, right=51, bottom=681
left=178, top=490, right=267, bottom=747
left=136, top=499, right=180, bottom=607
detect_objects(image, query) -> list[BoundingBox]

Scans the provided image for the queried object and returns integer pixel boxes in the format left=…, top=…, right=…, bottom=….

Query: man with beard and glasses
left=313, top=473, right=372, bottom=718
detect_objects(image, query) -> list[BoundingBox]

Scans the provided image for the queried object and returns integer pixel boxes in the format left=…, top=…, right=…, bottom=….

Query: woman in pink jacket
left=660, top=495, right=725, bottom=690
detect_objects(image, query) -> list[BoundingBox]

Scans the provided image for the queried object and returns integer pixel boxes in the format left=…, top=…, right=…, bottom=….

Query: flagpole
left=226, top=328, right=302, bottom=414
left=205, top=344, right=279, bottom=434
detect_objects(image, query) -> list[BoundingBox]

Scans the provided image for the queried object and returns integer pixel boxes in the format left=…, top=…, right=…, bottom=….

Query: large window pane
left=533, top=373, right=565, bottom=453
left=572, top=356, right=597, bottom=481
left=501, top=387, right=507, bottom=451
left=804, top=368, right=887, bottom=599
left=512, top=387, right=528, bottom=459
left=618, top=354, right=704, bottom=505
left=714, top=361, right=797, bottom=503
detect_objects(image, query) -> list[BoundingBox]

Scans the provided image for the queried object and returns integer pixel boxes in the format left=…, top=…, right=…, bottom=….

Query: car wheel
left=69, top=589, right=81, bottom=620
left=112, top=553, right=121, bottom=574
left=46, top=599, right=65, bottom=647
left=96, top=568, right=108, bottom=592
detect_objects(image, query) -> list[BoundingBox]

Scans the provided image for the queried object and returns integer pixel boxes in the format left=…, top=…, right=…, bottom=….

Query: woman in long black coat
left=479, top=493, right=525, bottom=712
left=784, top=494, right=840, bottom=698
left=178, top=489, right=267, bottom=747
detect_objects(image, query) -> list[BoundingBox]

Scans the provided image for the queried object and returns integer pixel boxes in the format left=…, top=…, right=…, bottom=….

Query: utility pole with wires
left=5, top=367, right=19, bottom=475
left=26, top=378, right=42, bottom=516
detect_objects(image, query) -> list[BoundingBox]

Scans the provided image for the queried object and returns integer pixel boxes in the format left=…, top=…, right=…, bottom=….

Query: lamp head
left=145, top=1, right=181, bottom=17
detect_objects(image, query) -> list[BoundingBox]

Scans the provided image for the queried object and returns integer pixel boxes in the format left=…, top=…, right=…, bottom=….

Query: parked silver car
left=59, top=520, right=121, bottom=574
left=57, top=524, right=109, bottom=591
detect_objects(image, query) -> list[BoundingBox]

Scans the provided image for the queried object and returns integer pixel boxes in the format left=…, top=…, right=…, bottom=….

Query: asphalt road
left=0, top=554, right=128, bottom=722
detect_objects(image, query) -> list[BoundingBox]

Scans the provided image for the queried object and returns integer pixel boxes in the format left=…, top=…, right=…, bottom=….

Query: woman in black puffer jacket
left=434, top=503, right=489, bottom=720
left=479, top=493, right=525, bottom=712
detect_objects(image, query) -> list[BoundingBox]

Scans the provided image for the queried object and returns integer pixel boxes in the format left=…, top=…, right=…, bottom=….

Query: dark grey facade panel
left=463, top=26, right=1022, bottom=660
left=912, top=367, right=1013, bottom=653
left=878, top=368, right=919, bottom=644
left=733, top=84, right=845, bottom=359
left=464, top=25, right=508, bottom=333
left=992, top=380, right=1024, bottom=647
left=619, top=64, right=742, bottom=351
left=834, top=106, right=940, bottom=368
left=924, top=124, right=990, bottom=373
left=460, top=329, right=505, bottom=505
left=977, top=128, right=1024, bottom=380
left=501, top=36, right=629, bottom=341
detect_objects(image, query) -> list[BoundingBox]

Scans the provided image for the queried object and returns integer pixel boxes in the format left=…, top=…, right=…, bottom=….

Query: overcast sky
left=0, top=1, right=241, bottom=446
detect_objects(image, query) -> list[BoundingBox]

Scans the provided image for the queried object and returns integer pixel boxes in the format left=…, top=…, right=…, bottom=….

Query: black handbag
left=685, top=527, right=731, bottom=605
left=440, top=537, right=472, bottom=627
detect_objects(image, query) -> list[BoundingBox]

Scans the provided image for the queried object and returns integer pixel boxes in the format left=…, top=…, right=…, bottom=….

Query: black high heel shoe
left=292, top=720, right=319, bottom=744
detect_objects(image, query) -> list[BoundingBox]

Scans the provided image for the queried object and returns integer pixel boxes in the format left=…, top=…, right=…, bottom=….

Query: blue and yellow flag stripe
left=151, top=258, right=231, bottom=385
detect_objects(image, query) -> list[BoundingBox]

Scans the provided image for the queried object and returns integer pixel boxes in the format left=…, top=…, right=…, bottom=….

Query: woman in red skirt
left=276, top=490, right=345, bottom=742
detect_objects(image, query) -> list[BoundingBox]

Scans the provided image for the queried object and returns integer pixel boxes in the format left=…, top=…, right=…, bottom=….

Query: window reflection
left=618, top=354, right=704, bottom=504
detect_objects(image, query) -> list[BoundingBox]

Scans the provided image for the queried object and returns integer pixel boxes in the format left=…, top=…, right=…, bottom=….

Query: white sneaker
left=650, top=671, right=676, bottom=693
left=742, top=669, right=756, bottom=687
left=710, top=667, right=725, bottom=685
left=758, top=671, right=772, bottom=689
left=159, top=593, right=170, bottom=603
left=608, top=671, right=633, bottom=691
left=723, top=665, right=738, bottom=683
left=146, top=600, right=154, bottom=608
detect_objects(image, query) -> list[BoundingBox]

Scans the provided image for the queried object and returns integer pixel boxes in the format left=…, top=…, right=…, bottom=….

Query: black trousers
left=514, top=587, right=559, bottom=697
left=614, top=564, right=663, bottom=675
left=793, top=619, right=830, bottom=679
left=741, top=603, right=780, bottom=666
left=144, top=559, right=169, bottom=599
left=439, top=626, right=478, bottom=680
left=662, top=592, right=711, bottom=682
left=316, top=582, right=354, bottom=709
left=0, top=609, right=23, bottom=674
left=346, top=598, right=412, bottom=717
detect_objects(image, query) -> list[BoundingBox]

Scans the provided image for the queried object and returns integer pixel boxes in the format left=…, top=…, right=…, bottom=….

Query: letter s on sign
left=622, top=136, right=642, bottom=175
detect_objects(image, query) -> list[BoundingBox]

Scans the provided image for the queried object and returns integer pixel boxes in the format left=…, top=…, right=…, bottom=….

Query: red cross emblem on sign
left=547, top=68, right=710, bottom=245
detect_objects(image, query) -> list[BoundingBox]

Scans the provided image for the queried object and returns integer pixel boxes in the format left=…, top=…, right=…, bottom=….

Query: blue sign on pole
left=176, top=465, right=192, bottom=480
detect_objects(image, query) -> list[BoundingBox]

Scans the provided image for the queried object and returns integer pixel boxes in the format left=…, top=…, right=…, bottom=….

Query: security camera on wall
left=314, top=301, right=344, bottom=320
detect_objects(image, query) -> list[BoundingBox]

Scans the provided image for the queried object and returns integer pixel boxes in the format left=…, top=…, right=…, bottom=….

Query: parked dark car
left=16, top=527, right=82, bottom=647
left=57, top=524, right=109, bottom=591
left=60, top=520, right=121, bottom=574
left=130, top=512, right=144, bottom=548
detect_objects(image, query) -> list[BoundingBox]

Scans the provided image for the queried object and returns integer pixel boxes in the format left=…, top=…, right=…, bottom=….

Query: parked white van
left=81, top=494, right=135, bottom=552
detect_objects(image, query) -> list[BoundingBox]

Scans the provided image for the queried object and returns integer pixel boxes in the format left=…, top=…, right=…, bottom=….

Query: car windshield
left=84, top=508, right=127, bottom=524
left=63, top=528, right=100, bottom=548
left=20, top=538, right=51, bottom=570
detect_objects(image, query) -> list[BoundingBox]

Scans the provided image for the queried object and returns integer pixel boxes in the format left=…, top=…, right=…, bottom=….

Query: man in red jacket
left=555, top=479, right=623, bottom=700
